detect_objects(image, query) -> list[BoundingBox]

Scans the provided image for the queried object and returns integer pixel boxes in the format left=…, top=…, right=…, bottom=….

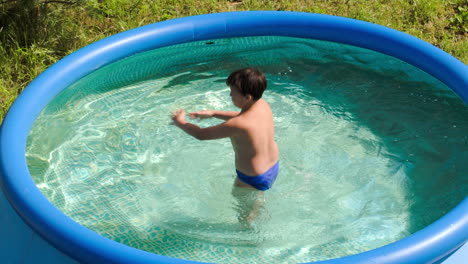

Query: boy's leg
left=231, top=185, right=265, bottom=227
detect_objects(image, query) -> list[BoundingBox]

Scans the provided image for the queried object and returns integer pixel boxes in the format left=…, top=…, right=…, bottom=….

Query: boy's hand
left=171, top=109, right=186, bottom=125
left=189, top=110, right=213, bottom=119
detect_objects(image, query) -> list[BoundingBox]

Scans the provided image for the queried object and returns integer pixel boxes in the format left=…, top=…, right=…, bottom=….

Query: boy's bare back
left=227, top=99, right=278, bottom=187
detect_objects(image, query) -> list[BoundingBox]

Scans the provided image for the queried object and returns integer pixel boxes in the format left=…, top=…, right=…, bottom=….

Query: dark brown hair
left=226, top=68, right=267, bottom=100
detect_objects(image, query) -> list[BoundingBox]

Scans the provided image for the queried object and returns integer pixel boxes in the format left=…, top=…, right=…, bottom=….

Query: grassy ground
left=1, top=0, right=467, bottom=122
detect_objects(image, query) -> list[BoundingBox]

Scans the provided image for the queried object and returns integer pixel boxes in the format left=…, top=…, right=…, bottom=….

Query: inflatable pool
left=1, top=11, right=467, bottom=264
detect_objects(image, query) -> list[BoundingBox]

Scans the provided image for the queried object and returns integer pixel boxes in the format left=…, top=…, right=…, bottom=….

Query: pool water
left=26, top=36, right=468, bottom=263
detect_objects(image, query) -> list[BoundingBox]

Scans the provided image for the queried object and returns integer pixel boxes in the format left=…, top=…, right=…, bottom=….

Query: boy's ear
left=246, top=94, right=253, bottom=101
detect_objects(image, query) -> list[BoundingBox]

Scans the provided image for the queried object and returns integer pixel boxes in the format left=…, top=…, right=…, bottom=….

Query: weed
left=448, top=0, right=468, bottom=34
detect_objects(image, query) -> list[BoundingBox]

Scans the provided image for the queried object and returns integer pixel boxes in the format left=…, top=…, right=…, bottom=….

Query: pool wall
left=1, top=11, right=467, bottom=264
left=0, top=189, right=78, bottom=263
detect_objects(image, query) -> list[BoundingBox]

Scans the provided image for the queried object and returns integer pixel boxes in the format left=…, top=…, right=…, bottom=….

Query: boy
left=171, top=68, right=279, bottom=191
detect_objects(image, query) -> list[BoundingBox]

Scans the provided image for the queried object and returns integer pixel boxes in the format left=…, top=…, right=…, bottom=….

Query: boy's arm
left=172, top=109, right=241, bottom=140
left=189, top=110, right=240, bottom=121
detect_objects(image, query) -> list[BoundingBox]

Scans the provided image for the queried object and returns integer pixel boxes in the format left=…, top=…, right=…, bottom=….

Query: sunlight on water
left=26, top=36, right=468, bottom=263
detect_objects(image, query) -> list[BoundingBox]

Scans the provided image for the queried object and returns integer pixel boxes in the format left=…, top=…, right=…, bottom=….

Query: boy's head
left=226, top=68, right=267, bottom=101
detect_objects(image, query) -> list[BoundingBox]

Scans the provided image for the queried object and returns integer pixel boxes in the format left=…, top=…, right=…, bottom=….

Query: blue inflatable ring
left=1, top=11, right=467, bottom=264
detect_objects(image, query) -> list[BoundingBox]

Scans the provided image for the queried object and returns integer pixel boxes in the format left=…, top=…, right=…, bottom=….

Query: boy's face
left=229, top=85, right=250, bottom=108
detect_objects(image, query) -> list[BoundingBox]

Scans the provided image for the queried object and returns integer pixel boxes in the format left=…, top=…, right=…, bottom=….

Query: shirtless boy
left=171, top=68, right=279, bottom=191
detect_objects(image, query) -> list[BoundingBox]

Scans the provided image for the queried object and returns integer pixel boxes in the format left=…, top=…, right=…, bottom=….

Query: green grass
left=1, top=0, right=467, bottom=122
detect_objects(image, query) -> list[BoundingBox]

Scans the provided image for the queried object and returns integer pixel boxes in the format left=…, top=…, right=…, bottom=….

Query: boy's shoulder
left=234, top=100, right=271, bottom=124
left=251, top=99, right=272, bottom=114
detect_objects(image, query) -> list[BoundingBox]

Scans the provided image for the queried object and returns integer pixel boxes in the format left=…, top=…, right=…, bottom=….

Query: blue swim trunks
left=236, top=161, right=279, bottom=191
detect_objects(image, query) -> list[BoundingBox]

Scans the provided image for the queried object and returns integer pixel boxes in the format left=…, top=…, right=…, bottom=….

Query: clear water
left=26, top=36, right=468, bottom=263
